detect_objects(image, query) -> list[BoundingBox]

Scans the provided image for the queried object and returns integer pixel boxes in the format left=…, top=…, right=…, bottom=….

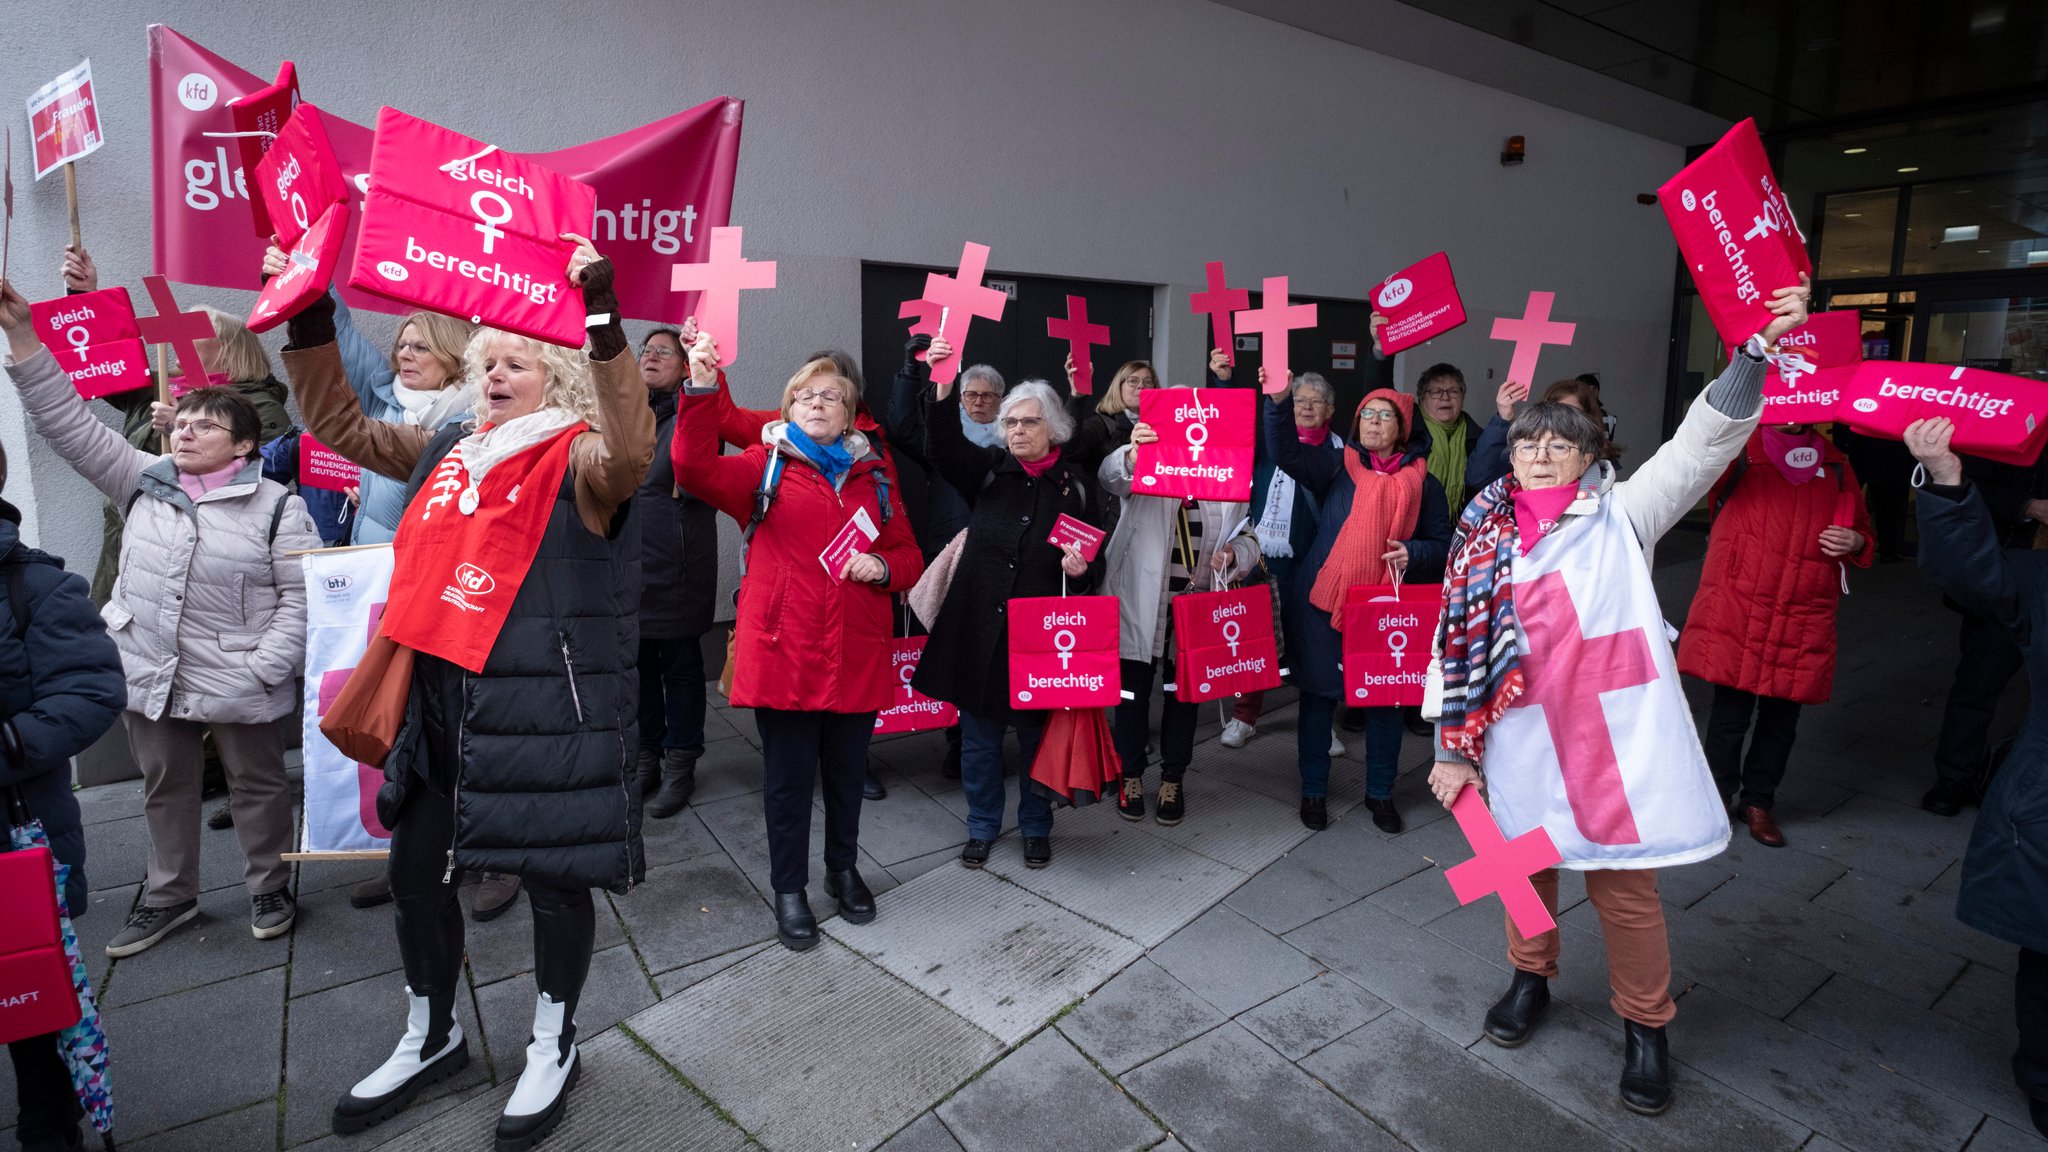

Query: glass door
left=1913, top=294, right=2048, bottom=377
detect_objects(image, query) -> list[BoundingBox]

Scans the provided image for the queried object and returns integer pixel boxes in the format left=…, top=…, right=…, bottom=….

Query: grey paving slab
left=460, top=879, right=627, bottom=987
left=887, top=845, right=963, bottom=885
left=102, top=882, right=288, bottom=1007
left=1277, top=812, right=1432, bottom=897
left=845, top=782, right=969, bottom=866
left=1966, top=1118, right=2048, bottom=1151
left=679, top=733, right=765, bottom=806
left=1191, top=734, right=1366, bottom=814
left=1120, top=1022, right=1404, bottom=1152
left=370, top=1027, right=752, bottom=1152
left=877, top=1111, right=967, bottom=1152
left=1147, top=904, right=1321, bottom=1016
left=938, top=1028, right=1161, bottom=1152
left=1674, top=985, right=1984, bottom=1152
left=1222, top=857, right=1362, bottom=936
left=1363, top=863, right=1464, bottom=925
left=1475, top=999, right=1811, bottom=1152
left=1235, top=972, right=1390, bottom=1060
left=476, top=945, right=658, bottom=1075
left=294, top=855, right=386, bottom=897
left=1656, top=837, right=1849, bottom=909
left=629, top=938, right=1003, bottom=1151
left=293, top=1087, right=491, bottom=1152
left=1056, top=957, right=1228, bottom=1075
left=286, top=879, right=404, bottom=998
left=650, top=941, right=772, bottom=998
left=984, top=820, right=1248, bottom=948
left=1129, top=774, right=1312, bottom=873
left=1937, top=961, right=2022, bottom=1043
left=739, top=843, right=901, bottom=913
left=282, top=968, right=489, bottom=1148
left=74, top=881, right=135, bottom=998
left=635, top=805, right=725, bottom=870
left=110, top=967, right=284, bottom=1140
left=1304, top=1010, right=1626, bottom=1152
left=1688, top=876, right=1967, bottom=1006
left=1283, top=898, right=1507, bottom=1045
left=1789, top=972, right=2036, bottom=1131
left=1559, top=884, right=1834, bottom=1019
left=124, top=1101, right=276, bottom=1152
left=76, top=779, right=149, bottom=825
left=1813, top=868, right=2013, bottom=973
left=1790, top=793, right=1972, bottom=889
left=823, top=866, right=1141, bottom=1045
left=606, top=855, right=769, bottom=977
left=83, top=814, right=148, bottom=891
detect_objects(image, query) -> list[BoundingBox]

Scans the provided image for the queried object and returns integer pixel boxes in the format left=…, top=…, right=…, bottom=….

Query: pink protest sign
left=169, top=371, right=230, bottom=398
left=349, top=106, right=596, bottom=347
left=1749, top=309, right=1861, bottom=426
left=29, top=288, right=149, bottom=400
left=249, top=200, right=349, bottom=333
left=1047, top=295, right=1110, bottom=395
left=253, top=103, right=349, bottom=250
left=1839, top=361, right=2048, bottom=467
left=1047, top=513, right=1106, bottom=563
left=921, top=242, right=1007, bottom=387
left=1008, top=595, right=1120, bottom=709
left=1374, top=252, right=1466, bottom=355
left=26, top=60, right=104, bottom=181
left=1660, top=118, right=1811, bottom=348
left=225, top=61, right=299, bottom=236
left=1445, top=783, right=1563, bottom=938
left=138, top=275, right=215, bottom=387
left=1171, top=585, right=1283, bottom=703
left=669, top=225, right=775, bottom=367
left=298, top=432, right=361, bottom=492
left=1340, top=583, right=1439, bottom=707
left=1133, top=388, right=1254, bottom=502
left=1234, top=277, right=1317, bottom=394
left=1490, top=292, right=1576, bottom=387
left=818, top=506, right=880, bottom=578
left=874, top=637, right=958, bottom=734
left=900, top=298, right=941, bottom=362
left=1190, top=261, right=1249, bottom=365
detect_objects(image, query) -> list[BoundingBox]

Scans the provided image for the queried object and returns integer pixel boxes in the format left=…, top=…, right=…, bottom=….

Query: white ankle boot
left=331, top=986, right=468, bottom=1134
left=494, top=992, right=580, bottom=1152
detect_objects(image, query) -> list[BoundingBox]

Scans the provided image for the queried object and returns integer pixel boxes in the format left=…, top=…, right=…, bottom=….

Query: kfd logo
left=177, top=73, right=216, bottom=112
left=1377, top=277, right=1413, bottom=311
left=454, top=564, right=495, bottom=595
left=323, top=575, right=353, bottom=592
left=1852, top=398, right=1879, bottom=414
left=1785, top=446, right=1821, bottom=469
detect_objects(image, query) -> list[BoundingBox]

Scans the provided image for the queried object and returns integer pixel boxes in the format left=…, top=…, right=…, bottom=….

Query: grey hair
left=1507, top=401, right=1603, bottom=459
left=961, top=364, right=1006, bottom=395
left=999, top=380, right=1075, bottom=445
left=1291, top=372, right=1335, bottom=408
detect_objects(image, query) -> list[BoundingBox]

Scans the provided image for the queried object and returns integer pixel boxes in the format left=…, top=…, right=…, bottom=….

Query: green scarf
left=1422, top=412, right=1469, bottom=511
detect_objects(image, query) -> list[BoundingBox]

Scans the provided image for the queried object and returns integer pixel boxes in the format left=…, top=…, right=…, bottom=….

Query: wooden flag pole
left=154, top=345, right=169, bottom=406
left=63, top=162, right=79, bottom=250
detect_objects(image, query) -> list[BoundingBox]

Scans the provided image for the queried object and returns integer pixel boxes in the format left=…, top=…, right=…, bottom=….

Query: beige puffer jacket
left=7, top=347, right=319, bottom=723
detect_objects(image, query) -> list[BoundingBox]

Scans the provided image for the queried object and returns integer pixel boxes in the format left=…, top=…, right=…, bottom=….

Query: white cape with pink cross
left=1480, top=495, right=1732, bottom=870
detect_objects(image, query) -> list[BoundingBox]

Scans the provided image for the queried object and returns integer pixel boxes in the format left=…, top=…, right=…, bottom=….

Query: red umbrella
left=1028, top=708, right=1122, bottom=808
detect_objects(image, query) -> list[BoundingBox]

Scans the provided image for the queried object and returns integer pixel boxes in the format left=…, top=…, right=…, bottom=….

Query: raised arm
left=281, top=294, right=434, bottom=483
left=674, top=337, right=771, bottom=523
left=564, top=251, right=655, bottom=532
left=1, top=280, right=155, bottom=501
left=923, top=382, right=1001, bottom=498
left=886, top=340, right=934, bottom=470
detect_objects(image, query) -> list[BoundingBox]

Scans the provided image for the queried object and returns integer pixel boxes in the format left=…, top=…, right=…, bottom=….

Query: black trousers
left=756, top=707, right=875, bottom=894
left=1935, top=611, right=2026, bottom=789
left=389, top=782, right=595, bottom=1046
left=637, top=636, right=708, bottom=753
left=8, top=1032, right=80, bottom=1143
left=1112, top=658, right=1198, bottom=784
left=2018, top=948, right=2048, bottom=1104
left=1702, top=684, right=1803, bottom=811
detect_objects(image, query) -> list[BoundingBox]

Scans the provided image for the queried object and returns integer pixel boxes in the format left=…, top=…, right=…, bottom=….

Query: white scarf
left=1254, top=470, right=1298, bottom=558
left=395, top=381, right=478, bottom=429
left=961, top=406, right=1004, bottom=448
left=453, top=407, right=582, bottom=493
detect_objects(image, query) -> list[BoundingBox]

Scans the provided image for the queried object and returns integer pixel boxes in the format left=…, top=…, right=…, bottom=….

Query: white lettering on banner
left=1209, top=601, right=1247, bottom=626
left=1199, top=655, right=1268, bottom=679
left=183, top=146, right=250, bottom=211
left=1041, top=611, right=1088, bottom=628
left=421, top=455, right=464, bottom=520
left=1053, top=629, right=1077, bottom=669
left=1024, top=671, right=1108, bottom=692
left=1174, top=401, right=1221, bottom=422
left=1384, top=302, right=1456, bottom=344
left=1377, top=613, right=1420, bottom=632
left=42, top=305, right=95, bottom=331
left=60, top=357, right=141, bottom=384
left=1765, top=387, right=1840, bottom=409
left=1142, top=461, right=1239, bottom=482
left=0, top=991, right=40, bottom=1009
left=446, top=161, right=536, bottom=200
left=1875, top=374, right=2017, bottom=420
left=398, top=236, right=563, bottom=306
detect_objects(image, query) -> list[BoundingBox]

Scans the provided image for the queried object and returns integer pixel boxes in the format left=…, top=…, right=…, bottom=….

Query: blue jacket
left=332, top=294, right=469, bottom=543
left=1, top=512, right=126, bottom=912
left=261, top=431, right=356, bottom=546
left=1467, top=414, right=1513, bottom=496
left=1264, top=397, right=1451, bottom=701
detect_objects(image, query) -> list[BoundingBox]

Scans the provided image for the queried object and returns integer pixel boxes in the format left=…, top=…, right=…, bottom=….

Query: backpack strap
left=268, top=490, right=289, bottom=545
left=5, top=562, right=28, bottom=645
left=1709, top=456, right=1749, bottom=522
left=737, top=452, right=785, bottom=577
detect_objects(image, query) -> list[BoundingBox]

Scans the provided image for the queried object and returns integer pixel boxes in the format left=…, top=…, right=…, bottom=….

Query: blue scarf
left=784, top=422, right=853, bottom=486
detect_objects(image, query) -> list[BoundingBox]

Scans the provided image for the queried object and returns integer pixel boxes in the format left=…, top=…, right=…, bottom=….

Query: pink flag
left=1373, top=252, right=1465, bottom=354
left=28, top=288, right=149, bottom=400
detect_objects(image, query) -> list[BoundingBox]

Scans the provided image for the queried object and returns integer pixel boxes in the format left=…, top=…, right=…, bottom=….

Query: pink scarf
left=1307, top=389, right=1424, bottom=614
left=1761, top=426, right=1825, bottom=485
left=177, top=460, right=244, bottom=502
left=1511, top=484, right=1578, bottom=555
left=1298, top=425, right=1330, bottom=447
left=1018, top=447, right=1062, bottom=477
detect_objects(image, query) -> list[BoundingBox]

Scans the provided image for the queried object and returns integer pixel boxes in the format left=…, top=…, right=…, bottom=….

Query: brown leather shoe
left=471, top=872, right=523, bottom=921
left=1733, top=803, right=1785, bottom=848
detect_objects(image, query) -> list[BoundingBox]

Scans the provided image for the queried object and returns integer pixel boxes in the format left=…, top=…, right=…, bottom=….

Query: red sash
left=383, top=423, right=586, bottom=672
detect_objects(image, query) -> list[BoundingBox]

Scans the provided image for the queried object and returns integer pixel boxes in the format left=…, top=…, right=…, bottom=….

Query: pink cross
left=921, top=242, right=1007, bottom=387
left=1046, top=295, right=1110, bottom=396
left=314, top=603, right=392, bottom=839
left=1189, top=261, right=1249, bottom=365
left=1515, top=570, right=1650, bottom=845
left=899, top=298, right=942, bottom=362
left=138, top=276, right=214, bottom=386
left=1489, top=291, right=1577, bottom=388
left=1234, top=277, right=1317, bottom=394
left=1445, top=783, right=1563, bottom=938
left=668, top=226, right=777, bottom=368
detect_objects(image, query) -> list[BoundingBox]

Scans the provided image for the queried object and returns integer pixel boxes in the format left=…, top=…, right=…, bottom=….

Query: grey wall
left=2, top=0, right=1687, bottom=601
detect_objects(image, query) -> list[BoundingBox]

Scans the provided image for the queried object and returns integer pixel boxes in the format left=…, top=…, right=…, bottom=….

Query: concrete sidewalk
left=6, top=534, right=2041, bottom=1152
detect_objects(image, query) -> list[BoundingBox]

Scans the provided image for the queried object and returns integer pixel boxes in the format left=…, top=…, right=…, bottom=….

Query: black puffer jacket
left=912, top=389, right=1104, bottom=719
left=634, top=390, right=718, bottom=639
left=380, top=426, right=646, bottom=894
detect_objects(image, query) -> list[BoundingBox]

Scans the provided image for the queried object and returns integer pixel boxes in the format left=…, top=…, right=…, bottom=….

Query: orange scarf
left=1308, top=389, right=1426, bottom=615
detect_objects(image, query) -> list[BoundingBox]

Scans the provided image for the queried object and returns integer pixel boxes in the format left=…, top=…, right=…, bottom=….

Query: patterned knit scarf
left=1435, top=474, right=1527, bottom=767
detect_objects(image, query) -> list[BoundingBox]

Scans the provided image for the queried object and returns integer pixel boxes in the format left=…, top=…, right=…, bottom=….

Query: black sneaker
left=206, top=801, right=234, bottom=831
left=1155, top=781, right=1185, bottom=826
left=1300, top=795, right=1329, bottom=831
left=960, top=839, right=992, bottom=869
left=252, top=888, right=297, bottom=939
left=1116, top=777, right=1145, bottom=822
left=1366, top=797, right=1403, bottom=834
left=105, top=899, right=200, bottom=957
left=1022, top=836, right=1052, bottom=869
left=1921, top=780, right=1973, bottom=817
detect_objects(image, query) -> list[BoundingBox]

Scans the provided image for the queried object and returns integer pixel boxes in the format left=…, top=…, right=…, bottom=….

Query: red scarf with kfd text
left=383, top=422, right=587, bottom=672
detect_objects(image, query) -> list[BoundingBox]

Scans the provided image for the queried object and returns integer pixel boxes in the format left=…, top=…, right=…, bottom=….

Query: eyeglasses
left=171, top=418, right=227, bottom=438
left=1001, top=416, right=1046, bottom=431
left=1358, top=410, right=1401, bottom=423
left=1420, top=388, right=1464, bottom=400
left=792, top=388, right=845, bottom=407
left=639, top=345, right=679, bottom=360
left=395, top=341, right=433, bottom=357
left=962, top=389, right=1002, bottom=402
left=1291, top=398, right=1330, bottom=410
left=1512, top=441, right=1584, bottom=461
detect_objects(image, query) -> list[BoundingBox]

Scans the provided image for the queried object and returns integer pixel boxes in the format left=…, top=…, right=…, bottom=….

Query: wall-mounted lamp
left=1501, top=136, right=1525, bottom=166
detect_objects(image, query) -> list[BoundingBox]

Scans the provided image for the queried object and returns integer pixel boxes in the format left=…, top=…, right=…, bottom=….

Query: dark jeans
left=2018, top=948, right=2048, bottom=1104
left=960, top=709, right=1051, bottom=840
left=637, top=636, right=708, bottom=753
left=1935, top=611, right=2026, bottom=789
left=756, top=707, right=874, bottom=893
left=390, top=781, right=594, bottom=1051
left=1296, top=691, right=1401, bottom=799
left=1113, top=658, right=1198, bottom=783
left=8, top=1032, right=80, bottom=1144
left=1703, top=684, right=1803, bottom=811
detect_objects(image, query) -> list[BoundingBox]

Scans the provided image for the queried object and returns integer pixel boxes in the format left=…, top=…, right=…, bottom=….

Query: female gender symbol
left=1185, top=419, right=1209, bottom=460
left=1053, top=629, right=1077, bottom=669
left=1387, top=630, right=1409, bottom=667
left=65, top=325, right=90, bottom=364
left=470, top=190, right=513, bottom=253
left=291, top=190, right=309, bottom=233
left=899, top=661, right=917, bottom=701
left=1221, top=619, right=1241, bottom=656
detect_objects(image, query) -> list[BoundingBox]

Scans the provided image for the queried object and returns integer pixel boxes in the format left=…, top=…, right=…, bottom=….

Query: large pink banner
left=148, top=25, right=743, bottom=324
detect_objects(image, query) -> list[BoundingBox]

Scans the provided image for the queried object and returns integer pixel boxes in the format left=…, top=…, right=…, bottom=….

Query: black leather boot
left=635, top=743, right=661, bottom=799
left=1619, top=1020, right=1672, bottom=1115
left=774, top=891, right=818, bottom=952
left=825, top=869, right=876, bottom=924
left=645, top=749, right=698, bottom=819
left=1483, top=970, right=1551, bottom=1048
left=1299, top=795, right=1328, bottom=831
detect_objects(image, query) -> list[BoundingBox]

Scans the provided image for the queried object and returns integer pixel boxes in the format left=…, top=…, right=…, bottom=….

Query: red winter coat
left=1677, top=431, right=1875, bottom=703
left=673, top=390, right=923, bottom=713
